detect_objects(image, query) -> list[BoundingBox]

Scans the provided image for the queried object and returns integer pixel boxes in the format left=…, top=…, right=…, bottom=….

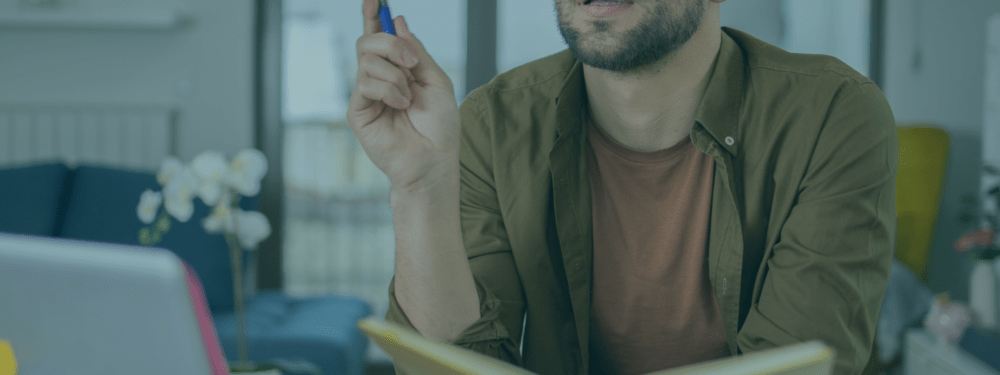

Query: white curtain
left=282, top=121, right=395, bottom=315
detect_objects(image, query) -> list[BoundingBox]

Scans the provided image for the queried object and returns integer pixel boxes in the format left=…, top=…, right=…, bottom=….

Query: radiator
left=0, top=103, right=176, bottom=171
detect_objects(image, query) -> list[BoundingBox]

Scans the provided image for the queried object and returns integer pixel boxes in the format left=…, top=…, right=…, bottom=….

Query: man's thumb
left=396, top=15, right=411, bottom=36
left=395, top=16, right=428, bottom=52
left=393, top=16, right=445, bottom=83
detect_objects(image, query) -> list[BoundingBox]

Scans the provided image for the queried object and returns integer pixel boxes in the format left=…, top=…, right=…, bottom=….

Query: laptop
left=359, top=315, right=835, bottom=375
left=0, top=234, right=229, bottom=375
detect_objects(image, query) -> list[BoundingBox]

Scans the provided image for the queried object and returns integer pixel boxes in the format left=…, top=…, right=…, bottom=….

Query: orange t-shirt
left=585, top=117, right=730, bottom=375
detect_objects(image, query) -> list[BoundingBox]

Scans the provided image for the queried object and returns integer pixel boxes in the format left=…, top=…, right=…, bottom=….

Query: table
left=905, top=328, right=1000, bottom=375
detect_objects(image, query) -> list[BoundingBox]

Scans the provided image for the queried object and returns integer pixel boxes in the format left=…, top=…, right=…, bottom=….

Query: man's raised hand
left=347, top=0, right=461, bottom=192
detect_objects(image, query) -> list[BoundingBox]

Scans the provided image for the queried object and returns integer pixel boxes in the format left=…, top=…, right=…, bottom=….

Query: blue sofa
left=0, top=162, right=372, bottom=375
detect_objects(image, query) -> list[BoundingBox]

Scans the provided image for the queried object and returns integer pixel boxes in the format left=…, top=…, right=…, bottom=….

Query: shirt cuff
left=384, top=275, right=513, bottom=345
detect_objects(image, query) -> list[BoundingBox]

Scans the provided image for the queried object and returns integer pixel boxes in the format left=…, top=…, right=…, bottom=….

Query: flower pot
left=229, top=362, right=283, bottom=375
left=969, top=259, right=1000, bottom=330
left=925, top=295, right=973, bottom=343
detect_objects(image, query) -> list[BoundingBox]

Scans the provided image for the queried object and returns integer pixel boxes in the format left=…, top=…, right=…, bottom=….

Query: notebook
left=0, top=234, right=229, bottom=375
left=359, top=318, right=835, bottom=375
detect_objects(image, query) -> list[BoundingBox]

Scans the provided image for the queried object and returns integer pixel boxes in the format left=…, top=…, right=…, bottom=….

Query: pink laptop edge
left=181, top=261, right=231, bottom=375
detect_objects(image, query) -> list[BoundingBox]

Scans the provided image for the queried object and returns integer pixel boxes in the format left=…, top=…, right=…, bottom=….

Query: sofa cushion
left=0, top=162, right=72, bottom=236
left=213, top=291, right=373, bottom=375
left=58, top=164, right=239, bottom=310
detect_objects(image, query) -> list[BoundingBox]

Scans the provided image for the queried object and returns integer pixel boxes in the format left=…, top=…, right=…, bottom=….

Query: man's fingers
left=360, top=54, right=413, bottom=102
left=357, top=33, right=418, bottom=71
left=362, top=0, right=382, bottom=35
left=358, top=12, right=450, bottom=89
left=394, top=16, right=449, bottom=87
left=355, top=76, right=411, bottom=110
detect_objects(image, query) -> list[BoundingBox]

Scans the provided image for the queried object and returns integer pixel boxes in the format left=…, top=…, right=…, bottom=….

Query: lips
left=579, top=0, right=633, bottom=17
left=581, top=0, right=633, bottom=5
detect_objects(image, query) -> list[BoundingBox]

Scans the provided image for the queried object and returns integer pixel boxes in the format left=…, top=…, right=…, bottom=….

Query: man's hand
left=347, top=0, right=460, bottom=191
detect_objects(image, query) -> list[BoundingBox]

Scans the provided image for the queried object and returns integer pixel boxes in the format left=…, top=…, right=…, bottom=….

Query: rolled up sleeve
left=385, top=275, right=522, bottom=363
left=736, top=82, right=898, bottom=375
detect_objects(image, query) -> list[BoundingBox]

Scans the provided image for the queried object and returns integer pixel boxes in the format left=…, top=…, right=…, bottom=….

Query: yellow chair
left=864, top=125, right=949, bottom=375
left=895, top=125, right=949, bottom=280
left=0, top=339, right=15, bottom=375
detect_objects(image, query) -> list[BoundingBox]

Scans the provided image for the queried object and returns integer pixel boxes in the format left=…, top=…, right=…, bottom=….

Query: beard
left=555, top=0, right=706, bottom=75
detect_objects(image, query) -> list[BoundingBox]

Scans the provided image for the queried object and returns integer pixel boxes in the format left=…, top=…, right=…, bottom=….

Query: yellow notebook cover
left=358, top=318, right=835, bottom=375
left=0, top=339, right=16, bottom=375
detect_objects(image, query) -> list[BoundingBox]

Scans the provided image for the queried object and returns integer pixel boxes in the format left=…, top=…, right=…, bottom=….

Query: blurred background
left=2, top=0, right=1000, bottom=374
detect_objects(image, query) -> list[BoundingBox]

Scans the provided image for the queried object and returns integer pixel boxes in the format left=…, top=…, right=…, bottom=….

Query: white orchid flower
left=157, top=156, right=184, bottom=186
left=191, top=151, right=229, bottom=206
left=163, top=167, right=199, bottom=223
left=203, top=192, right=237, bottom=234
left=137, top=189, right=163, bottom=224
left=227, top=149, right=268, bottom=196
left=235, top=210, right=271, bottom=250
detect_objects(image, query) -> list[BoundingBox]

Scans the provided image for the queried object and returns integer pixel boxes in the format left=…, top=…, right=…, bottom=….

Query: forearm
left=390, top=169, right=481, bottom=343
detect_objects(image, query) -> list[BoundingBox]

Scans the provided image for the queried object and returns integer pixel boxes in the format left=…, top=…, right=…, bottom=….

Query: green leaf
left=973, top=246, right=1000, bottom=260
left=139, top=228, right=156, bottom=246
left=985, top=164, right=1000, bottom=176
left=959, top=213, right=976, bottom=225
left=961, top=194, right=978, bottom=205
left=157, top=215, right=171, bottom=232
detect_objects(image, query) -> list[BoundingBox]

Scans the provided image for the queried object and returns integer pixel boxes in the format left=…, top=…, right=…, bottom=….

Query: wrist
left=390, top=170, right=459, bottom=208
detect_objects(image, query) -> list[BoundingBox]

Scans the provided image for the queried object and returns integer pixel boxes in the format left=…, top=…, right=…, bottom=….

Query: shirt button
left=725, top=136, right=735, bottom=146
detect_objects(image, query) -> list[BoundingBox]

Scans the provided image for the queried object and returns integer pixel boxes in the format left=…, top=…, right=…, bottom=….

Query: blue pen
left=378, top=0, right=397, bottom=35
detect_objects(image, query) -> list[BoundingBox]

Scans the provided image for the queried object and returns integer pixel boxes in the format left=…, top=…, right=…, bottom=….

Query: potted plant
left=136, top=149, right=273, bottom=374
left=955, top=164, right=1000, bottom=331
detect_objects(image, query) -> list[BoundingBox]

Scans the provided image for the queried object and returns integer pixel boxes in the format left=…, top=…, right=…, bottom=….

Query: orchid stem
left=225, top=231, right=251, bottom=371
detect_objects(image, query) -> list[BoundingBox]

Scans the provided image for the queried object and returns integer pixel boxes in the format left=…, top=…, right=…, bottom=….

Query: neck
left=583, top=16, right=722, bottom=151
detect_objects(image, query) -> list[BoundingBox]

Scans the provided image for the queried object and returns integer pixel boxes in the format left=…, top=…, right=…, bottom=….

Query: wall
left=720, top=0, right=783, bottom=48
left=782, top=0, right=870, bottom=77
left=721, top=0, right=870, bottom=76
left=496, top=0, right=565, bottom=75
left=0, top=0, right=255, bottom=161
left=883, top=0, right=1000, bottom=301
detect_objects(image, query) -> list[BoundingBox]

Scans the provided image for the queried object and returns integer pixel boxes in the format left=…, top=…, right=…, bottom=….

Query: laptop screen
left=0, top=234, right=228, bottom=375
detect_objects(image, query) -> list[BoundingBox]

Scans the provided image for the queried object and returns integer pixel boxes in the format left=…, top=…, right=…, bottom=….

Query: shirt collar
left=553, top=27, right=746, bottom=156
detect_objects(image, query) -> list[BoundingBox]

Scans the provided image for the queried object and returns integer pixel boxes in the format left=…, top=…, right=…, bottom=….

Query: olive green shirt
left=386, top=27, right=897, bottom=375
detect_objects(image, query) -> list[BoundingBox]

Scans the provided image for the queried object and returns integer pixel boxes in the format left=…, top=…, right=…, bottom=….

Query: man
left=347, top=0, right=897, bottom=374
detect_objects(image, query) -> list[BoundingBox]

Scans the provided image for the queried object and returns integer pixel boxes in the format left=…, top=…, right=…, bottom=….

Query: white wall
left=883, top=0, right=1000, bottom=302
left=0, top=0, right=255, bottom=161
left=720, top=0, right=783, bottom=48
left=724, top=0, right=871, bottom=77
left=782, top=0, right=870, bottom=77
left=497, top=0, right=565, bottom=74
